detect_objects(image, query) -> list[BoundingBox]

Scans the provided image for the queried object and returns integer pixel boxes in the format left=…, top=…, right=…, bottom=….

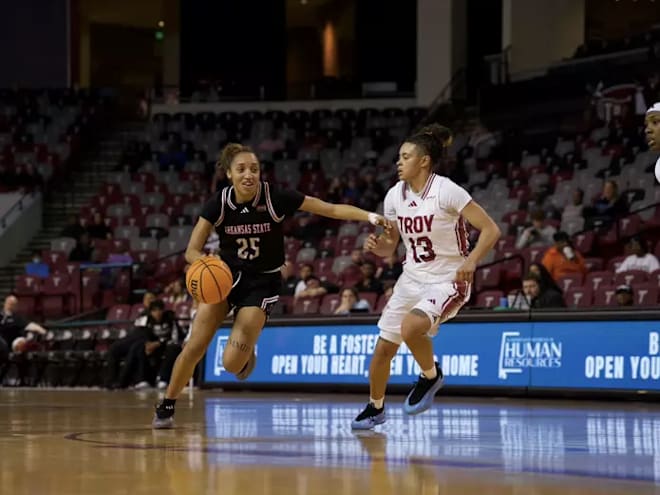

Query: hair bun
left=420, top=123, right=453, bottom=148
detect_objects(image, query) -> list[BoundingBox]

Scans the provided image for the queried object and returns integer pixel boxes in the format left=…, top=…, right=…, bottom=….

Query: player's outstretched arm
left=298, top=196, right=392, bottom=230
left=185, top=217, right=214, bottom=264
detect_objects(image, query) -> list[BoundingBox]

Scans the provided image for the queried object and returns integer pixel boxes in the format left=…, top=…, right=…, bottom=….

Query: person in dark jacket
left=119, top=300, right=185, bottom=389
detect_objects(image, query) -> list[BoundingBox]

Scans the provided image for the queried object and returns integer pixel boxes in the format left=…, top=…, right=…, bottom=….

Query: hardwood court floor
left=0, top=389, right=658, bottom=494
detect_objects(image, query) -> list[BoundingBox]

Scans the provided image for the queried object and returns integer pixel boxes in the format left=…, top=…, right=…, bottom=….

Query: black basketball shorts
left=227, top=271, right=281, bottom=316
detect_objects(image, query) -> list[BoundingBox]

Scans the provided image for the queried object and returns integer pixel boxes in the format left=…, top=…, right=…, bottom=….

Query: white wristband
left=367, top=213, right=379, bottom=226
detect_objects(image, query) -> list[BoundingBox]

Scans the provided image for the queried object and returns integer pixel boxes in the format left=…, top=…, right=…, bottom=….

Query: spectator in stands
left=585, top=180, right=628, bottom=228
left=293, top=263, right=315, bottom=297
left=561, top=188, right=585, bottom=224
left=528, top=262, right=564, bottom=295
left=87, top=212, right=112, bottom=240
left=515, top=210, right=557, bottom=249
left=615, top=235, right=660, bottom=274
left=541, top=231, right=587, bottom=282
left=512, top=275, right=565, bottom=309
left=120, top=300, right=185, bottom=389
left=104, top=292, right=156, bottom=388
left=136, top=292, right=156, bottom=320
left=163, top=279, right=190, bottom=306
left=294, top=275, right=328, bottom=301
left=280, top=261, right=298, bottom=296
left=0, top=295, right=47, bottom=366
left=615, top=285, right=634, bottom=307
left=334, top=287, right=371, bottom=315
left=355, top=261, right=383, bottom=295
left=60, top=215, right=85, bottom=241
left=376, top=253, right=402, bottom=282
left=25, top=250, right=49, bottom=278
left=68, top=232, right=94, bottom=262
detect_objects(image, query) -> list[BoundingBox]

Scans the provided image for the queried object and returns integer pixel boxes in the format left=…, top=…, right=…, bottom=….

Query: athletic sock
left=369, top=397, right=384, bottom=409
left=422, top=366, right=437, bottom=380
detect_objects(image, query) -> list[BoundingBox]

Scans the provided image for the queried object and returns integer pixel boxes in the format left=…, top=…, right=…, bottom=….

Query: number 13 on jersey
left=237, top=237, right=260, bottom=260
left=409, top=236, right=435, bottom=263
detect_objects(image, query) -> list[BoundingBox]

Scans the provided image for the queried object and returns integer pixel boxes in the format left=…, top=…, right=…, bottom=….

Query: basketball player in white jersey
left=352, top=124, right=501, bottom=429
left=645, top=103, right=660, bottom=183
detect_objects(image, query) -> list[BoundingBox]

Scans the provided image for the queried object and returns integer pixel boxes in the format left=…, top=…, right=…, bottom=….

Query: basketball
left=185, top=256, right=233, bottom=304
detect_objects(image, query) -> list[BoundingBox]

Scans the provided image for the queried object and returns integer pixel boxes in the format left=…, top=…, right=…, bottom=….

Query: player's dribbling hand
left=363, top=233, right=379, bottom=252
left=455, top=259, right=476, bottom=283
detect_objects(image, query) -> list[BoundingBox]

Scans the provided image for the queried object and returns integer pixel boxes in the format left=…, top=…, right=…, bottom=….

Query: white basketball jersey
left=383, top=174, right=472, bottom=283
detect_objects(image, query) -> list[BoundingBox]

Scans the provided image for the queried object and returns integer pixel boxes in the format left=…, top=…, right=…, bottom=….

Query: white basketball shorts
left=377, top=272, right=471, bottom=345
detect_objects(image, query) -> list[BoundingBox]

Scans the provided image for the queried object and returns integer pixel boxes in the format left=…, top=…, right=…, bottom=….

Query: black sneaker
left=403, top=362, right=444, bottom=415
left=152, top=401, right=175, bottom=429
left=351, top=402, right=386, bottom=430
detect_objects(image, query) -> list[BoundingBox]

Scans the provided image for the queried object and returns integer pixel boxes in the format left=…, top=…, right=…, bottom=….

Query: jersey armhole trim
left=264, top=182, right=285, bottom=223
left=214, top=188, right=227, bottom=226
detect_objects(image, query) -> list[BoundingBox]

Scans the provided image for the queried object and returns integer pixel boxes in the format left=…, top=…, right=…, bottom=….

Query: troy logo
left=397, top=214, right=434, bottom=234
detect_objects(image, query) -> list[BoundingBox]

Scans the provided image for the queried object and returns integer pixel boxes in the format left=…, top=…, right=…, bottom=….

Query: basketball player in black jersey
left=153, top=143, right=390, bottom=428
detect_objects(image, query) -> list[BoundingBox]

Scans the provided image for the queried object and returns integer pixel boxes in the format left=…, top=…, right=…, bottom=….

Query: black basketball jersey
left=200, top=181, right=305, bottom=274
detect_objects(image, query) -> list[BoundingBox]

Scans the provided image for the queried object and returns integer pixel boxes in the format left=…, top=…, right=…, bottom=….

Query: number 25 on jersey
left=237, top=237, right=260, bottom=260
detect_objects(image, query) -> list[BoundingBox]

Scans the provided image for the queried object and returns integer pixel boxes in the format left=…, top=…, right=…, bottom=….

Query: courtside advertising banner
left=203, top=321, right=660, bottom=392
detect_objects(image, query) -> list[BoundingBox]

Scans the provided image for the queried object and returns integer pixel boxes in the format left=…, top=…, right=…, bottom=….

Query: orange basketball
left=185, top=256, right=234, bottom=304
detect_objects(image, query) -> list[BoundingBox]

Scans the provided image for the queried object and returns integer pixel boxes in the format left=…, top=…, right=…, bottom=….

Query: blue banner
left=203, top=321, right=660, bottom=391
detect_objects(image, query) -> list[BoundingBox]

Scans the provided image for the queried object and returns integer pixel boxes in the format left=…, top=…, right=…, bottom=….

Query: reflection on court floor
left=0, top=390, right=658, bottom=495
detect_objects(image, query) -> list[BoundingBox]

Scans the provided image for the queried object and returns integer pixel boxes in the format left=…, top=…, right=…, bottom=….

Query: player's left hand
left=455, top=259, right=476, bottom=283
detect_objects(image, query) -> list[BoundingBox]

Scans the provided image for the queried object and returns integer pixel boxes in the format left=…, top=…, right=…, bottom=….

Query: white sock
left=370, top=397, right=384, bottom=409
left=423, top=366, right=437, bottom=380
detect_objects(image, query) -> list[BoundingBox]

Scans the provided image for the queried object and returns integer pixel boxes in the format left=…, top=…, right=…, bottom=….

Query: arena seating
left=11, top=96, right=660, bottom=321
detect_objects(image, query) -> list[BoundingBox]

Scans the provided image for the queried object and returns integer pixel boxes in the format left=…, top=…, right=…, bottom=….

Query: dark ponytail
left=405, top=123, right=453, bottom=166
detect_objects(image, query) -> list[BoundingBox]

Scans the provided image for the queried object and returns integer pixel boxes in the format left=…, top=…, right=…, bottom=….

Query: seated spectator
left=334, top=287, right=371, bottom=315
left=354, top=261, right=383, bottom=295
left=528, top=262, right=563, bottom=295
left=615, top=284, right=634, bottom=307
left=280, top=261, right=298, bottom=296
left=60, top=215, right=85, bottom=240
left=68, top=232, right=95, bottom=262
left=541, top=231, right=587, bottom=282
left=119, top=300, right=184, bottom=389
left=25, top=251, right=50, bottom=278
left=87, top=212, right=112, bottom=240
left=584, top=180, right=628, bottom=228
left=294, top=275, right=328, bottom=300
left=515, top=210, right=557, bottom=249
left=615, top=236, right=660, bottom=274
left=135, top=292, right=156, bottom=321
left=561, top=189, right=584, bottom=224
left=293, top=263, right=315, bottom=298
left=163, top=279, right=190, bottom=306
left=376, top=254, right=402, bottom=282
left=511, top=275, right=565, bottom=309
left=0, top=295, right=47, bottom=366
